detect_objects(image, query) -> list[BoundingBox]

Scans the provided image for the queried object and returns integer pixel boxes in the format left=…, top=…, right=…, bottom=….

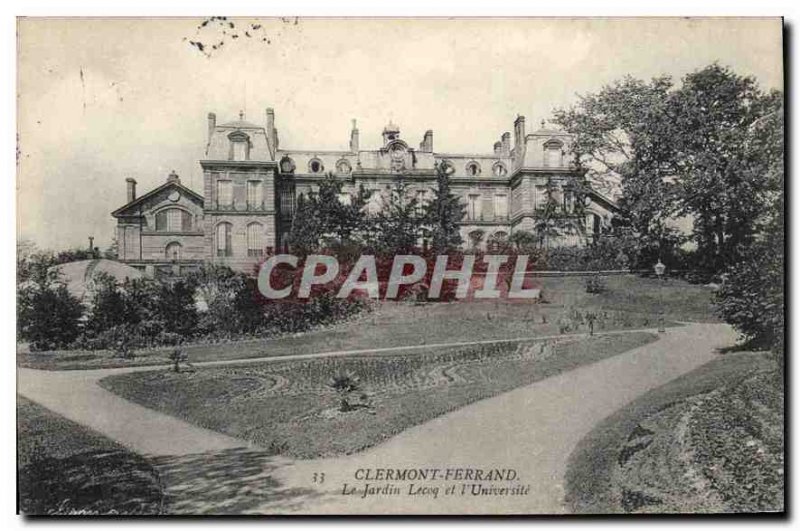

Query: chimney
left=266, top=108, right=276, bottom=157
left=125, top=178, right=137, bottom=203
left=420, top=130, right=434, bottom=152
left=513, top=116, right=526, bottom=155
left=167, top=171, right=180, bottom=184
left=350, top=119, right=360, bottom=152
left=493, top=141, right=502, bottom=156
left=501, top=132, right=511, bottom=156
left=207, top=112, right=216, bottom=144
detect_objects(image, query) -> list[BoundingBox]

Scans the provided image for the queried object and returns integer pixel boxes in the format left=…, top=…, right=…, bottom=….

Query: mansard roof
left=111, top=180, right=204, bottom=218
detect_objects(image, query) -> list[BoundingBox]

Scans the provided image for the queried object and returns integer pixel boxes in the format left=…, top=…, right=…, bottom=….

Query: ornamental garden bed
left=100, top=331, right=657, bottom=459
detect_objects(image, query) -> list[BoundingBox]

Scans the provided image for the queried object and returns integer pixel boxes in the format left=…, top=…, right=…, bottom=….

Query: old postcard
left=16, top=17, right=784, bottom=515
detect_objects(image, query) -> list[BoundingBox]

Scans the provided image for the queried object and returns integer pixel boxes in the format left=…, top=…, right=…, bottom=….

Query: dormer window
left=280, top=156, right=296, bottom=174
left=466, top=162, right=481, bottom=177
left=336, top=159, right=352, bottom=175
left=228, top=131, right=250, bottom=161
left=492, top=162, right=508, bottom=177
left=439, top=160, right=455, bottom=176
left=309, top=158, right=324, bottom=174
left=543, top=140, right=564, bottom=168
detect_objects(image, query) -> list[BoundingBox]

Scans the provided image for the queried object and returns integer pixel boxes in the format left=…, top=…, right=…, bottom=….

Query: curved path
left=17, top=322, right=737, bottom=515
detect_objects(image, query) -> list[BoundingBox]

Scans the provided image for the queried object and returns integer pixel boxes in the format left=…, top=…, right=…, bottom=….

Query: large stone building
left=112, top=109, right=618, bottom=276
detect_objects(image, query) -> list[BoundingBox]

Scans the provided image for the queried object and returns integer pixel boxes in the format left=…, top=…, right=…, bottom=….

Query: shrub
left=327, top=372, right=362, bottom=412
left=168, top=348, right=189, bottom=373
left=714, top=232, right=784, bottom=356
left=585, top=274, right=607, bottom=294
left=153, top=279, right=198, bottom=337
left=17, top=279, right=84, bottom=351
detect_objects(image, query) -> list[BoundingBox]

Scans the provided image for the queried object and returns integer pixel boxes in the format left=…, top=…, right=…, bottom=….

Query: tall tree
left=424, top=162, right=465, bottom=253
left=670, top=64, right=783, bottom=271
left=553, top=75, right=680, bottom=264
left=554, top=64, right=783, bottom=274
left=372, top=180, right=424, bottom=254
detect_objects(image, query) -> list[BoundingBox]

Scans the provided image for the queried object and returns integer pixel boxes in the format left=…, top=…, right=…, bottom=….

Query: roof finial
left=239, top=110, right=245, bottom=120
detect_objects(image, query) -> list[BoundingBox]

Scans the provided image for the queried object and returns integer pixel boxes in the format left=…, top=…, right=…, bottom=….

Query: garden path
left=16, top=322, right=737, bottom=514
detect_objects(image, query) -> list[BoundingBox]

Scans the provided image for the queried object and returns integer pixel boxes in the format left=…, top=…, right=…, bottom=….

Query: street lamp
left=654, top=259, right=666, bottom=332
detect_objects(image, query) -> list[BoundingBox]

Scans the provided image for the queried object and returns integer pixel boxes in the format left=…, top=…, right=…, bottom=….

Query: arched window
left=466, top=162, right=481, bottom=177
left=492, top=162, right=508, bottom=177
left=216, top=222, right=233, bottom=257
left=165, top=242, right=182, bottom=261
left=439, top=160, right=455, bottom=175
left=280, top=156, right=296, bottom=174
left=309, top=158, right=324, bottom=174
left=155, top=208, right=192, bottom=232
left=247, top=222, right=265, bottom=257
left=336, top=159, right=352, bottom=175
left=468, top=230, right=485, bottom=249
left=487, top=231, right=508, bottom=253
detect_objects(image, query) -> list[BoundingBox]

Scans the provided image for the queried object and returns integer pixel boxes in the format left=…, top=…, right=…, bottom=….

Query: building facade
left=112, top=109, right=619, bottom=275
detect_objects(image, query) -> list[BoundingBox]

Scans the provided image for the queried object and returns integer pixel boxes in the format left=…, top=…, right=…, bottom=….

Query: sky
left=17, top=17, right=783, bottom=251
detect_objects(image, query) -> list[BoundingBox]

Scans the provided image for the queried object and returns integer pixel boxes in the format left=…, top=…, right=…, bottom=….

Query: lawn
left=565, top=350, right=783, bottom=514
left=100, top=331, right=657, bottom=459
left=18, top=274, right=713, bottom=371
left=17, top=396, right=166, bottom=515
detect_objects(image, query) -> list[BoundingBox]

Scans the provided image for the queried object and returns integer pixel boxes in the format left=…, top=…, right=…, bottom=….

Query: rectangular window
left=217, top=180, right=233, bottom=208
left=247, top=223, right=265, bottom=257
left=247, top=180, right=263, bottom=209
left=216, top=223, right=232, bottom=257
left=467, top=194, right=481, bottom=220
left=494, top=194, right=508, bottom=219
left=415, top=190, right=426, bottom=216
left=280, top=186, right=295, bottom=216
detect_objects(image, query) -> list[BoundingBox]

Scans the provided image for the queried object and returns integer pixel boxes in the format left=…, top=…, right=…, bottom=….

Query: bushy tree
left=508, top=230, right=539, bottom=252
left=670, top=65, right=783, bottom=272
left=190, top=265, right=265, bottom=336
left=154, top=279, right=198, bottom=337
left=424, top=162, right=465, bottom=253
left=85, top=273, right=133, bottom=334
left=714, top=108, right=784, bottom=358
left=714, top=220, right=784, bottom=356
left=288, top=173, right=372, bottom=254
left=554, top=64, right=782, bottom=275
left=17, top=272, right=84, bottom=351
left=372, top=180, right=424, bottom=254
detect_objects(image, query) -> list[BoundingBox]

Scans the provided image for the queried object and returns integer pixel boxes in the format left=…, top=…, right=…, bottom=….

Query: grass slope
left=17, top=396, right=165, bottom=515
left=565, top=350, right=783, bottom=514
